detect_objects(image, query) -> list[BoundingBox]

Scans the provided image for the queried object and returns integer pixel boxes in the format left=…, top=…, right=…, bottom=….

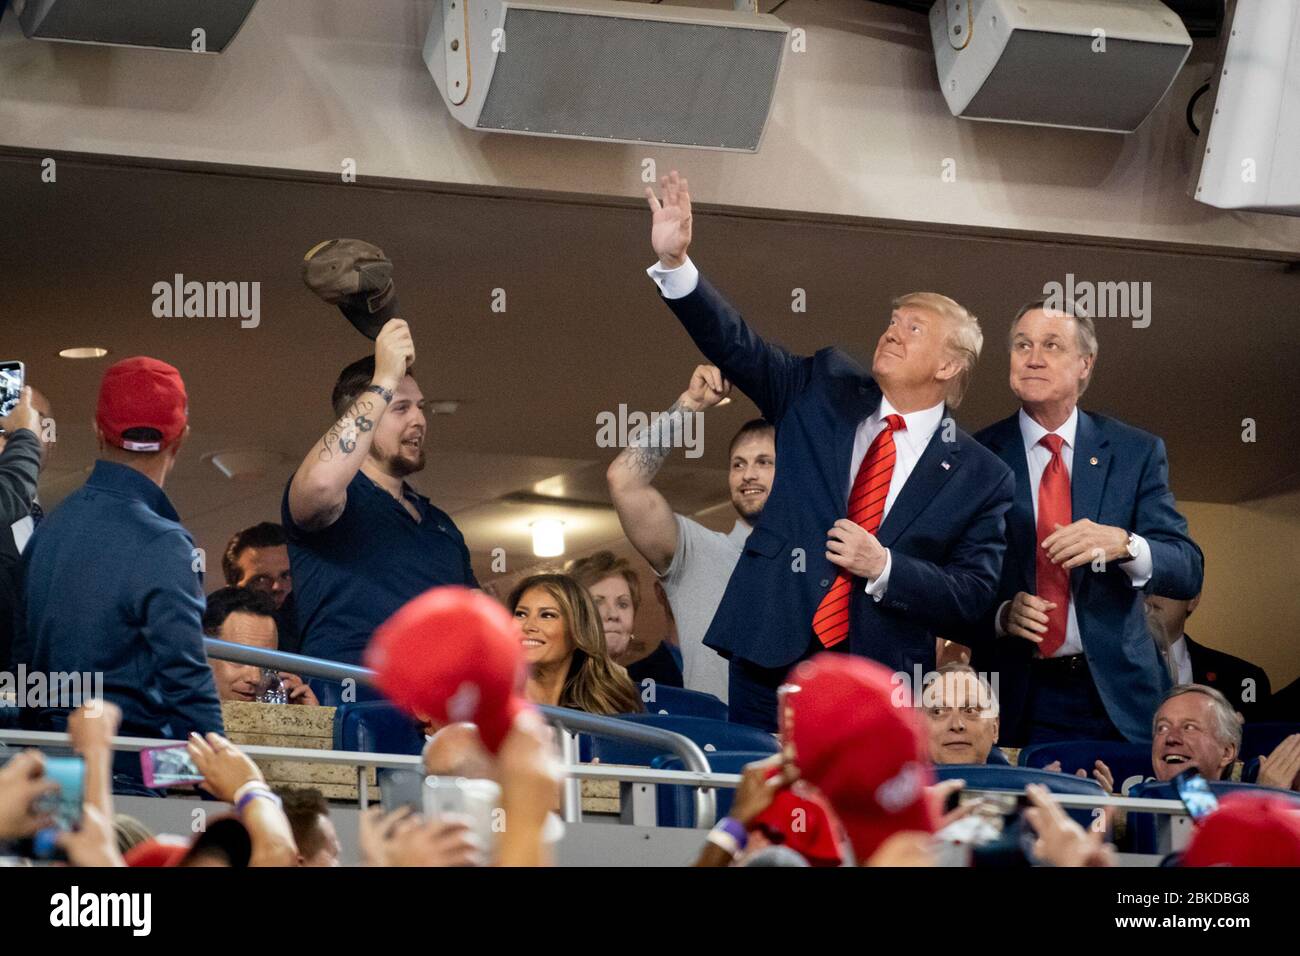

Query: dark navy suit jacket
left=966, top=411, right=1202, bottom=744
left=663, top=276, right=1014, bottom=673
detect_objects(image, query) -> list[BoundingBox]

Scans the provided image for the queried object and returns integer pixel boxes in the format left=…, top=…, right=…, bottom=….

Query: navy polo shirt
left=14, top=461, right=223, bottom=742
left=282, top=470, right=478, bottom=665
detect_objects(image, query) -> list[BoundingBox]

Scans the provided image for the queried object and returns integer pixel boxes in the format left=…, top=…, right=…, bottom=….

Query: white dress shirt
left=1000, top=407, right=1153, bottom=657
left=1167, top=634, right=1194, bottom=685
left=647, top=255, right=942, bottom=601
left=852, top=397, right=945, bottom=600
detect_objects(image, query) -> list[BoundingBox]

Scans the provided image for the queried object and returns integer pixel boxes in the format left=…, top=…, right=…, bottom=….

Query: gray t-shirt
left=659, top=515, right=751, bottom=703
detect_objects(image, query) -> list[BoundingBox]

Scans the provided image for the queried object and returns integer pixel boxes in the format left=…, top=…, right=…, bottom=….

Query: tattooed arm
left=606, top=364, right=730, bottom=574
left=288, top=318, right=414, bottom=531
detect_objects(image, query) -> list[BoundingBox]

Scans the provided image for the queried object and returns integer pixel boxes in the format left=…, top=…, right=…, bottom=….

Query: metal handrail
left=202, top=639, right=720, bottom=827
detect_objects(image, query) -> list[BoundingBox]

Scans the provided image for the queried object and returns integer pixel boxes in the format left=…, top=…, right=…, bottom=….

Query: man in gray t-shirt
left=607, top=364, right=776, bottom=706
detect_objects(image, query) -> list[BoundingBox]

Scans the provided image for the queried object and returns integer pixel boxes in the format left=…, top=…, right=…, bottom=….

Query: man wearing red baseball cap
left=13, top=357, right=223, bottom=792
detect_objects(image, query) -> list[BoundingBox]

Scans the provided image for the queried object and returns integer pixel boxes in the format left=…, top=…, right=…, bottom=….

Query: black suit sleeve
left=0, top=429, right=40, bottom=526
left=661, top=275, right=814, bottom=426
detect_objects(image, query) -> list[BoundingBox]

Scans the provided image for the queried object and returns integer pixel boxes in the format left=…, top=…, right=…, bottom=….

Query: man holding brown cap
left=13, top=356, right=223, bottom=789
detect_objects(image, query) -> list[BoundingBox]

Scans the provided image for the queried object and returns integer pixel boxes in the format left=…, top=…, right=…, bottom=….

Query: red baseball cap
left=751, top=783, right=847, bottom=867
left=365, top=586, right=530, bottom=754
left=124, top=816, right=252, bottom=867
left=96, top=356, right=188, bottom=452
left=781, top=653, right=936, bottom=863
left=1182, top=793, right=1300, bottom=867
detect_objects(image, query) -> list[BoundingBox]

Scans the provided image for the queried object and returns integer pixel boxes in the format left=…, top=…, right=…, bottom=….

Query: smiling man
left=606, top=363, right=775, bottom=703
left=963, top=299, right=1202, bottom=747
left=644, top=171, right=1014, bottom=730
left=1150, top=685, right=1240, bottom=782
left=283, top=317, right=477, bottom=682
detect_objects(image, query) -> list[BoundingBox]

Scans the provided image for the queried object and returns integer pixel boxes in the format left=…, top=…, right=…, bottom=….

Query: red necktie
left=813, top=414, right=906, bottom=649
left=1035, top=433, right=1071, bottom=657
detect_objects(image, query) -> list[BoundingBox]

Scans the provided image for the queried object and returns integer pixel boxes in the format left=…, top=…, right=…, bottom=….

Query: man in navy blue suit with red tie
left=966, top=299, right=1203, bottom=745
left=643, top=172, right=1015, bottom=731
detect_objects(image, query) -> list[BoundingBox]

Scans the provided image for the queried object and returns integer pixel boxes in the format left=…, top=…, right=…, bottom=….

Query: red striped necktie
left=1035, top=433, right=1072, bottom=658
left=812, top=414, right=905, bottom=649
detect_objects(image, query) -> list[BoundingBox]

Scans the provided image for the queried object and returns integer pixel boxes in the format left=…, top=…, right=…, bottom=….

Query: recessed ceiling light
left=717, top=396, right=733, bottom=406
left=202, top=449, right=289, bottom=481
left=530, top=519, right=565, bottom=557
left=427, top=400, right=461, bottom=415
left=58, top=347, right=109, bottom=359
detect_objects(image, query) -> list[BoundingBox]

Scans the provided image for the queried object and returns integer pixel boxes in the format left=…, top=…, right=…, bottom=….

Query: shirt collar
left=729, top=519, right=753, bottom=544
left=1168, top=634, right=1190, bottom=669
left=878, top=395, right=946, bottom=443
left=1018, top=406, right=1079, bottom=452
left=86, top=460, right=180, bottom=522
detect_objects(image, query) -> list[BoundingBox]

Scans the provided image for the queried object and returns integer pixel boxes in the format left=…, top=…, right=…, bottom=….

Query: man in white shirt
left=966, top=300, right=1202, bottom=745
left=606, top=364, right=775, bottom=703
left=643, top=171, right=1014, bottom=731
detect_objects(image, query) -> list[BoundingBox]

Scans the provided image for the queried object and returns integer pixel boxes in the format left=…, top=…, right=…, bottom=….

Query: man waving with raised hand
left=643, top=171, right=1014, bottom=731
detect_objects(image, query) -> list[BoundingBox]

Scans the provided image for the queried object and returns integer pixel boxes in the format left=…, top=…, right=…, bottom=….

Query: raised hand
left=645, top=170, right=692, bottom=269
left=373, top=318, right=415, bottom=389
left=680, top=365, right=731, bottom=412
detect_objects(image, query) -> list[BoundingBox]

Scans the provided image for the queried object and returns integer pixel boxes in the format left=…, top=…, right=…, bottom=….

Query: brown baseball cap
left=301, top=238, right=400, bottom=340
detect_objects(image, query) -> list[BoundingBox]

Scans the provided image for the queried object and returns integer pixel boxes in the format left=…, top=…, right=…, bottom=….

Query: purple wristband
left=714, top=817, right=749, bottom=852
left=236, top=788, right=281, bottom=814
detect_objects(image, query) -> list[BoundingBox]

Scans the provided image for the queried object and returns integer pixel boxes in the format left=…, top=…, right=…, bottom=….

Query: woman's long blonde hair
left=506, top=573, right=643, bottom=716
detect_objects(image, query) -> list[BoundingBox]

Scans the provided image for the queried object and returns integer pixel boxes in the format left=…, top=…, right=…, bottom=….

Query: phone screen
left=0, top=362, right=24, bottom=418
left=1172, top=768, right=1219, bottom=821
left=140, top=744, right=204, bottom=788
left=37, top=755, right=84, bottom=831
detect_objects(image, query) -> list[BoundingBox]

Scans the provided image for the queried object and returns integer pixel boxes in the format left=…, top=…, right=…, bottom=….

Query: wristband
left=365, top=383, right=394, bottom=404
left=706, top=817, right=749, bottom=857
left=236, top=788, right=281, bottom=814
left=232, top=779, right=270, bottom=806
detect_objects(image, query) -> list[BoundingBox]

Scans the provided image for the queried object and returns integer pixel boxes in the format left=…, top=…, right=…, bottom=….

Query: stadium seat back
left=580, top=713, right=778, bottom=765
left=1239, top=722, right=1300, bottom=764
left=1127, top=779, right=1300, bottom=854
left=1018, top=740, right=1154, bottom=795
left=653, top=750, right=773, bottom=827
left=933, top=763, right=1105, bottom=828
left=640, top=685, right=728, bottom=721
left=333, top=701, right=425, bottom=755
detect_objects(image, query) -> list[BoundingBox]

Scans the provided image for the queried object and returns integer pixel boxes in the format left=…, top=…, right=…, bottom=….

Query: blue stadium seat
left=1018, top=740, right=1154, bottom=795
left=1127, top=779, right=1300, bottom=854
left=641, top=685, right=728, bottom=721
left=654, top=750, right=773, bottom=827
left=1239, top=722, right=1300, bottom=765
left=580, top=714, right=778, bottom=765
left=333, top=701, right=425, bottom=755
left=933, top=763, right=1106, bottom=828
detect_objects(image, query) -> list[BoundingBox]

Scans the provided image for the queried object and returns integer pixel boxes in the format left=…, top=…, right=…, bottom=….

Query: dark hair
left=222, top=522, right=287, bottom=586
left=277, top=788, right=330, bottom=858
left=332, top=356, right=377, bottom=420
left=729, top=418, right=775, bottom=458
left=203, top=586, right=277, bottom=636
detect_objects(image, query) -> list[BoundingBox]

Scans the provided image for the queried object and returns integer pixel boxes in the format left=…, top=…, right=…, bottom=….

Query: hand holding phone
left=0, top=362, right=24, bottom=419
left=140, top=744, right=205, bottom=789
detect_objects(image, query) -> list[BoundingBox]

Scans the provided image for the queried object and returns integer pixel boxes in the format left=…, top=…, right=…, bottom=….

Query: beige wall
left=1180, top=490, right=1300, bottom=692
left=2, top=0, right=1298, bottom=252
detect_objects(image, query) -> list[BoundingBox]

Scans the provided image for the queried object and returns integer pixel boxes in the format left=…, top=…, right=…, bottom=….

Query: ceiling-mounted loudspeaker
left=929, top=0, right=1192, bottom=133
left=13, top=0, right=257, bottom=52
left=1189, top=0, right=1300, bottom=217
left=423, top=0, right=789, bottom=151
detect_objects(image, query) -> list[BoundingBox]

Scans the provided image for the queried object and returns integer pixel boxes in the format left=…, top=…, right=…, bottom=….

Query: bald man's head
left=422, top=722, right=496, bottom=781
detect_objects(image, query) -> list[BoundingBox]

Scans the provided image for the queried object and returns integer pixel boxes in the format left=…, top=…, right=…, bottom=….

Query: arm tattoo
left=319, top=397, right=377, bottom=462
left=620, top=400, right=687, bottom=480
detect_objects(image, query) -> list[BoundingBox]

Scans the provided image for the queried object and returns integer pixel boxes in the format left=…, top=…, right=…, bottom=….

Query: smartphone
left=378, top=769, right=425, bottom=814
left=0, top=361, right=24, bottom=418
left=140, top=744, right=204, bottom=789
left=1172, top=767, right=1219, bottom=821
left=424, top=775, right=501, bottom=854
left=24, top=755, right=84, bottom=862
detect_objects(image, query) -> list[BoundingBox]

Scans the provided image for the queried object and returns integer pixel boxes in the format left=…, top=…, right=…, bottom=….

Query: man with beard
left=607, top=363, right=774, bottom=703
left=283, top=318, right=477, bottom=683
